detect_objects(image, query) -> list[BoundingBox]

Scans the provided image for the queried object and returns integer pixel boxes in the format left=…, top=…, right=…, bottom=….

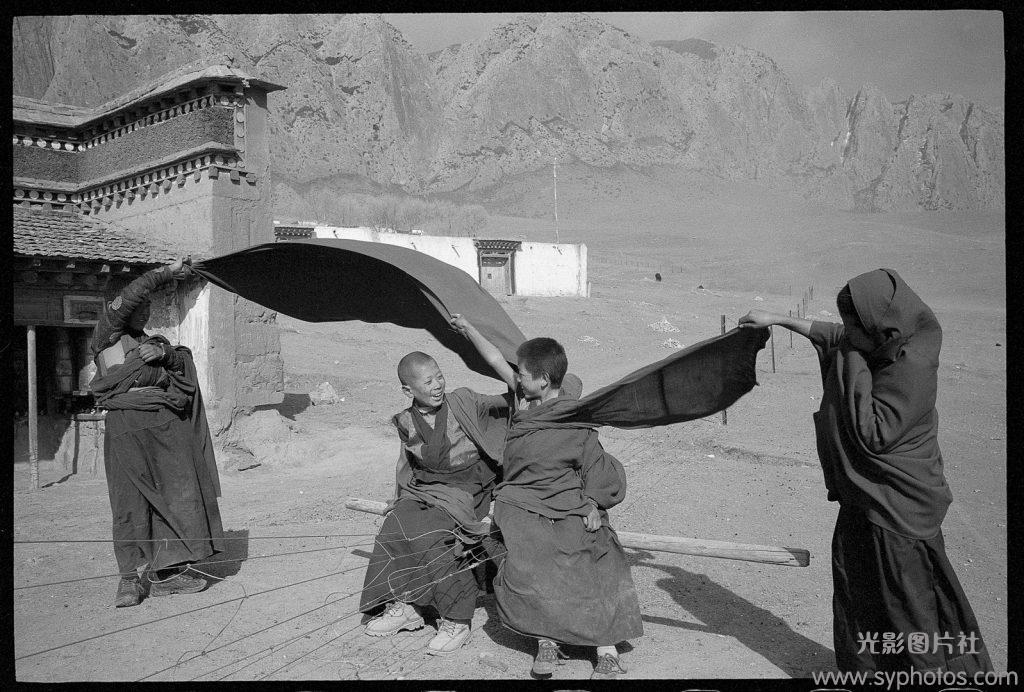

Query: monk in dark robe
left=451, top=316, right=643, bottom=680
left=90, top=259, right=224, bottom=608
left=358, top=351, right=508, bottom=655
left=740, top=268, right=992, bottom=673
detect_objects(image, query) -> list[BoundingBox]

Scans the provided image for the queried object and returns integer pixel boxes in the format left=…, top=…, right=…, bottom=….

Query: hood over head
left=844, top=268, right=941, bottom=366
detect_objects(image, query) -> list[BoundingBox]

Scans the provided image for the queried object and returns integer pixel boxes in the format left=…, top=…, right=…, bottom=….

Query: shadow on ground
left=629, top=550, right=834, bottom=676
left=197, top=528, right=249, bottom=583
left=254, top=392, right=313, bottom=421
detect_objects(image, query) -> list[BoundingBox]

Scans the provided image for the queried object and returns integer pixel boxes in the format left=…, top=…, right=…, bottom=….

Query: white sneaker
left=426, top=618, right=471, bottom=655
left=364, top=601, right=425, bottom=637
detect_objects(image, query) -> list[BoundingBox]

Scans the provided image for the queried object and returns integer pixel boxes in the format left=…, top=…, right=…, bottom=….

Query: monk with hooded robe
left=740, top=268, right=992, bottom=673
left=90, top=258, right=224, bottom=608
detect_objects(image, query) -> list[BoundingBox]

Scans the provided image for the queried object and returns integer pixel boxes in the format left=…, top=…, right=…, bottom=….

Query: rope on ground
left=14, top=541, right=375, bottom=591
left=16, top=560, right=379, bottom=662
left=134, top=525, right=469, bottom=681
left=255, top=550, right=507, bottom=682
left=191, top=535, right=468, bottom=681
left=13, top=531, right=382, bottom=545
left=19, top=505, right=502, bottom=682
left=179, top=511, right=502, bottom=681
left=14, top=524, right=459, bottom=591
left=251, top=508, right=504, bottom=680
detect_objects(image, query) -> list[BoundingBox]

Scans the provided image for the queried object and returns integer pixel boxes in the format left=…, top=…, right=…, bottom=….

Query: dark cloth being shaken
left=552, top=327, right=769, bottom=429
left=192, top=241, right=768, bottom=424
left=192, top=240, right=527, bottom=381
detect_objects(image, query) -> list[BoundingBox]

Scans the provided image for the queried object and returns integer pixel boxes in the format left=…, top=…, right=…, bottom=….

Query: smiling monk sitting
left=358, top=351, right=510, bottom=655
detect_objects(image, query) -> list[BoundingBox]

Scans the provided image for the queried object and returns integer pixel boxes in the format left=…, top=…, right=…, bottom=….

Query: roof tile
left=13, top=206, right=179, bottom=264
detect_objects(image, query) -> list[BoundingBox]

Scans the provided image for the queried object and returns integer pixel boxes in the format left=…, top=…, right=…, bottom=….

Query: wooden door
left=480, top=254, right=511, bottom=295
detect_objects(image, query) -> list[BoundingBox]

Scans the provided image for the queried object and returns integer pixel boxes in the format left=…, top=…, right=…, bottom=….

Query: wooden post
left=27, top=325, right=39, bottom=491
left=720, top=314, right=727, bottom=425
left=345, top=498, right=810, bottom=567
left=788, top=310, right=793, bottom=348
left=552, top=158, right=560, bottom=244
left=770, top=326, right=776, bottom=373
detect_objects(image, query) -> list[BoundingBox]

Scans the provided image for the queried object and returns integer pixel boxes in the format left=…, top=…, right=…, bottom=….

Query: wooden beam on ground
left=345, top=497, right=810, bottom=567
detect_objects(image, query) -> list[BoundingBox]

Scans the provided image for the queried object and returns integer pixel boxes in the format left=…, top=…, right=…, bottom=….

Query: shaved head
left=397, top=351, right=438, bottom=385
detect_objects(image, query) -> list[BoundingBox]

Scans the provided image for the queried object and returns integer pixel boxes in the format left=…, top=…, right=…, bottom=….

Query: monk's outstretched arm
left=738, top=309, right=813, bottom=339
left=449, top=314, right=517, bottom=391
left=91, top=258, right=189, bottom=354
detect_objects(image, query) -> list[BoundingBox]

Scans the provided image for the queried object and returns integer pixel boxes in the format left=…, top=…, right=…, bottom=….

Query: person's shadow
left=196, top=528, right=249, bottom=584
left=252, top=392, right=313, bottom=421
left=629, top=550, right=834, bottom=676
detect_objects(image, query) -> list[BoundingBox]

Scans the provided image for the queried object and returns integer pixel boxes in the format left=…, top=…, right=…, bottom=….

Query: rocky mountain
left=12, top=13, right=1004, bottom=213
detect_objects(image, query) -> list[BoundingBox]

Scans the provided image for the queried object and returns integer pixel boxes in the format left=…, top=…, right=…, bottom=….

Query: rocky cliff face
left=13, top=13, right=1004, bottom=212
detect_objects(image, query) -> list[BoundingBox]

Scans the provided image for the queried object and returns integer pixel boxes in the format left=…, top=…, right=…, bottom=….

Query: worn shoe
left=114, top=577, right=145, bottom=608
left=591, top=653, right=627, bottom=679
left=426, top=618, right=471, bottom=655
left=364, top=601, right=425, bottom=637
left=148, top=567, right=208, bottom=597
left=532, top=638, right=567, bottom=677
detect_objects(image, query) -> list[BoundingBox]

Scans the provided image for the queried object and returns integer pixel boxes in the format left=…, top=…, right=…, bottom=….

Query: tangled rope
left=15, top=509, right=505, bottom=683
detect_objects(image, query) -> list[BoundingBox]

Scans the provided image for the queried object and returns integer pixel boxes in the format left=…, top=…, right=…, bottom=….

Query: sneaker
left=148, top=567, right=208, bottom=597
left=364, top=601, right=425, bottom=637
left=591, top=653, right=627, bottom=679
left=532, top=638, right=566, bottom=677
left=114, top=577, right=145, bottom=608
left=426, top=618, right=471, bottom=655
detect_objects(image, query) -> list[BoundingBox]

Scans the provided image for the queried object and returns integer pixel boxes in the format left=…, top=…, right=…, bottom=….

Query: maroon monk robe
left=493, top=395, right=643, bottom=646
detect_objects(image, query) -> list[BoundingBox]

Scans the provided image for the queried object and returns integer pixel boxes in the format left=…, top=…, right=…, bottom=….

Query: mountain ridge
left=12, top=13, right=1004, bottom=214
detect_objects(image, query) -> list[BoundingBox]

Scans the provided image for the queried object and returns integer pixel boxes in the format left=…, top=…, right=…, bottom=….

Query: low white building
left=273, top=223, right=588, bottom=298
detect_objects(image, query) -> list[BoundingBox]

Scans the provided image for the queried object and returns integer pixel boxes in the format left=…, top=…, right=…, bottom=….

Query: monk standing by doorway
left=90, top=258, right=224, bottom=608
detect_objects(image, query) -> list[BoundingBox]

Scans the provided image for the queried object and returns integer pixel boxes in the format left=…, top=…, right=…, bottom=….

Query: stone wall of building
left=80, top=87, right=284, bottom=431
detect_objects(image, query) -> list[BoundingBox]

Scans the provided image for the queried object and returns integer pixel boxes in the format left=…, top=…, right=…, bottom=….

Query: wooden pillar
left=27, top=325, right=39, bottom=491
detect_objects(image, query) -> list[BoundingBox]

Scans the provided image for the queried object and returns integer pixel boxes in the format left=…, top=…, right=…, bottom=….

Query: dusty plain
left=13, top=172, right=1007, bottom=681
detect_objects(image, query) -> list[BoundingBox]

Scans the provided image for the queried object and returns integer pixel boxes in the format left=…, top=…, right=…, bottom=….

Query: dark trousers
left=832, top=506, right=993, bottom=673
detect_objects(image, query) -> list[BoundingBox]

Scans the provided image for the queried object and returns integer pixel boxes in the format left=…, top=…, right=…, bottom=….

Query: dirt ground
left=13, top=177, right=1007, bottom=681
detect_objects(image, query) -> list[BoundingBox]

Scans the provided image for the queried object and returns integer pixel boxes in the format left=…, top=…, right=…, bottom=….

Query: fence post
left=721, top=315, right=727, bottom=425
left=770, top=326, right=776, bottom=373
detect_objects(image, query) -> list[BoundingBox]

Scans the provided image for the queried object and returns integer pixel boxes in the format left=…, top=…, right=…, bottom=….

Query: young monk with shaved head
left=358, top=351, right=510, bottom=655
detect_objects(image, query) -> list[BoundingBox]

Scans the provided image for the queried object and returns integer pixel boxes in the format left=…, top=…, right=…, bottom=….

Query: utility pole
left=553, top=157, right=560, bottom=243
